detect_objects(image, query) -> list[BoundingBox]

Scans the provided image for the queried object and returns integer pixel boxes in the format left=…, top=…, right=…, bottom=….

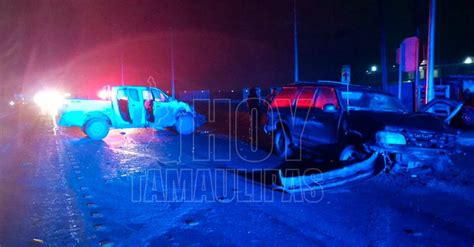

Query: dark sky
left=0, top=0, right=472, bottom=95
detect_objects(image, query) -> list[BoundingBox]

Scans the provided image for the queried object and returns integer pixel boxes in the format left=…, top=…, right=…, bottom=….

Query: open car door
left=421, top=98, right=463, bottom=125
left=113, top=88, right=145, bottom=128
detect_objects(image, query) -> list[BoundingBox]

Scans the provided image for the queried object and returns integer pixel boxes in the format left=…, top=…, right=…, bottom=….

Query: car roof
left=284, top=81, right=391, bottom=95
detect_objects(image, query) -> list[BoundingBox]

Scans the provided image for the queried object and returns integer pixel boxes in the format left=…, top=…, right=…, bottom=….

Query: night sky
left=0, top=0, right=472, bottom=96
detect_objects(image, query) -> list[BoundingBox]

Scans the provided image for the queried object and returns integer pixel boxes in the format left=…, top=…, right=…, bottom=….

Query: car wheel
left=175, top=113, right=195, bottom=135
left=273, top=127, right=293, bottom=158
left=339, top=144, right=367, bottom=163
left=83, top=118, right=110, bottom=141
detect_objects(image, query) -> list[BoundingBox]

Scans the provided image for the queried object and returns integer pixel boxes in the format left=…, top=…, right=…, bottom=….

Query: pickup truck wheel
left=339, top=145, right=367, bottom=163
left=274, top=127, right=293, bottom=158
left=175, top=113, right=195, bottom=135
left=83, top=118, right=110, bottom=140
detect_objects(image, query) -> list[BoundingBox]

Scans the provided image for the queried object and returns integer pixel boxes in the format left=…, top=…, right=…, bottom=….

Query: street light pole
left=378, top=0, right=388, bottom=91
left=170, top=28, right=176, bottom=98
left=293, top=0, right=299, bottom=83
left=425, top=0, right=436, bottom=104
left=120, top=45, right=124, bottom=86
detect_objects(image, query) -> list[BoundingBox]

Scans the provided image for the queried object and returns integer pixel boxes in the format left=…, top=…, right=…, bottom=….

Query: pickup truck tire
left=175, top=113, right=195, bottom=135
left=83, top=118, right=110, bottom=140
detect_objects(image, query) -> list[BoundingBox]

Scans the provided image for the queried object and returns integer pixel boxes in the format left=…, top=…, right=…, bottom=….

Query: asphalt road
left=1, top=106, right=474, bottom=246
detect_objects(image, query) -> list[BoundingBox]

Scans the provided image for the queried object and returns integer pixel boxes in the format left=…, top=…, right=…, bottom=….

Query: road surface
left=0, top=106, right=473, bottom=246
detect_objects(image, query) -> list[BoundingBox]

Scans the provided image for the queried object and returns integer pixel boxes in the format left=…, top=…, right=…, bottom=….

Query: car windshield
left=340, top=90, right=407, bottom=113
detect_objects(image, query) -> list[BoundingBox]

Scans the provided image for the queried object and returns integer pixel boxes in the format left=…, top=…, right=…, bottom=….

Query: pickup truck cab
left=58, top=86, right=196, bottom=140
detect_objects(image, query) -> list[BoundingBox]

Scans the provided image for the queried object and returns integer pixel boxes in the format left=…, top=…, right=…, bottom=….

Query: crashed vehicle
left=57, top=86, right=196, bottom=140
left=264, top=81, right=458, bottom=168
left=423, top=98, right=474, bottom=130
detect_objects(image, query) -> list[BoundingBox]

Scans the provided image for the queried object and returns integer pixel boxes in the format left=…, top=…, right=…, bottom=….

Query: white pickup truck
left=58, top=86, right=196, bottom=140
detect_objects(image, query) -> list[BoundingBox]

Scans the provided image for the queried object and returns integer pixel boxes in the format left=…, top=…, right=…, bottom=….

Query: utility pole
left=378, top=0, right=388, bottom=91
left=120, top=46, right=124, bottom=86
left=170, top=28, right=176, bottom=98
left=413, top=0, right=421, bottom=111
left=425, top=0, right=436, bottom=103
left=293, top=0, right=299, bottom=83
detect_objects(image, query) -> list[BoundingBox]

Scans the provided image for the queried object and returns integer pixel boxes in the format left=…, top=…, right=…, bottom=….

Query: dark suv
left=264, top=81, right=457, bottom=165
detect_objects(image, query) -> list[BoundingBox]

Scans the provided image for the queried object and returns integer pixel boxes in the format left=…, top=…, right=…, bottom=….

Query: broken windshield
left=340, top=90, right=407, bottom=113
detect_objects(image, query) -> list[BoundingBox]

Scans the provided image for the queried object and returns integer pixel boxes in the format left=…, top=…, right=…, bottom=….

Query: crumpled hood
left=348, top=111, right=448, bottom=132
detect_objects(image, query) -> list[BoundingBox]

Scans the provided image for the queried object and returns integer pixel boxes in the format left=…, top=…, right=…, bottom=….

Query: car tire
left=83, top=118, right=110, bottom=141
left=339, top=144, right=367, bottom=163
left=273, top=126, right=293, bottom=158
left=175, top=113, right=195, bottom=135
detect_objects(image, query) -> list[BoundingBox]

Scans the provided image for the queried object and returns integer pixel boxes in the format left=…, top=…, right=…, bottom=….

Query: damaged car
left=264, top=81, right=458, bottom=169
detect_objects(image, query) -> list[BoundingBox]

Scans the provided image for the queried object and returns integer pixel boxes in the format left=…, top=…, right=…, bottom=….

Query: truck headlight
left=376, top=131, right=406, bottom=145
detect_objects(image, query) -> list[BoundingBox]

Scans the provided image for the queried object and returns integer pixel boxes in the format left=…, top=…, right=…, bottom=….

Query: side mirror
left=323, top=103, right=338, bottom=113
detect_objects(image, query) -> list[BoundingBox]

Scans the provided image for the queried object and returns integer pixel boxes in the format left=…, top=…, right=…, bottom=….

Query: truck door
left=306, top=87, right=341, bottom=145
left=127, top=88, right=144, bottom=126
left=151, top=88, right=174, bottom=128
left=292, top=87, right=317, bottom=148
left=115, top=88, right=133, bottom=127
left=114, top=88, right=145, bottom=127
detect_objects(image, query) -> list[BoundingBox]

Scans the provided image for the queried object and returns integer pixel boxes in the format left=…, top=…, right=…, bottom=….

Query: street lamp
left=464, top=56, right=473, bottom=64
left=371, top=65, right=378, bottom=72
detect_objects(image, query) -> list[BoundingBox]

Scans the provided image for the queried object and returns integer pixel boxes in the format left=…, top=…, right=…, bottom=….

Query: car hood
left=348, top=110, right=448, bottom=132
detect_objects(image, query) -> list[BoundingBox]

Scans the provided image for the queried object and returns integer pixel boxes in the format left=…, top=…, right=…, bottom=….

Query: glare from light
left=464, top=57, right=473, bottom=64
left=98, top=89, right=111, bottom=100
left=370, top=65, right=377, bottom=72
left=9, top=101, right=15, bottom=106
left=64, top=92, right=72, bottom=97
left=33, top=90, right=65, bottom=115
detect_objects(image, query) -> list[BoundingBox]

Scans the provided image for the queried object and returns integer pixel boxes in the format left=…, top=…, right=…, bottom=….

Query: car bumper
left=56, top=111, right=85, bottom=127
left=369, top=144, right=456, bottom=162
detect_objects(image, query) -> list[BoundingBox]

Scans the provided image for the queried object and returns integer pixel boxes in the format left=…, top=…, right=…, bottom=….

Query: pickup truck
left=58, top=86, right=196, bottom=140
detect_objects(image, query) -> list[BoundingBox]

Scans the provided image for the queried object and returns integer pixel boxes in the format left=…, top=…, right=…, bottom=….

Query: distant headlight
left=33, top=90, right=65, bottom=115
left=376, top=131, right=406, bottom=145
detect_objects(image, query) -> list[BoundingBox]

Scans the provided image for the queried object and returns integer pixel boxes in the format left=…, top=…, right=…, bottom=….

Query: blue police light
left=376, top=131, right=406, bottom=145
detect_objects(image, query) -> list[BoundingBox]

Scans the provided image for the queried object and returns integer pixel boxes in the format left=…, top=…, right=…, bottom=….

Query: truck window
left=151, top=89, right=167, bottom=102
left=295, top=87, right=317, bottom=108
left=142, top=90, right=153, bottom=100
left=271, top=87, right=298, bottom=108
left=314, top=87, right=339, bottom=109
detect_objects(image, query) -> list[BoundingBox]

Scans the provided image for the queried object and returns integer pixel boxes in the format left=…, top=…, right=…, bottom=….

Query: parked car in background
left=57, top=86, right=196, bottom=140
left=264, top=81, right=458, bottom=167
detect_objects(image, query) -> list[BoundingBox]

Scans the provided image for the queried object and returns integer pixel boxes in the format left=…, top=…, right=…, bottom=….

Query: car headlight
left=376, top=131, right=406, bottom=145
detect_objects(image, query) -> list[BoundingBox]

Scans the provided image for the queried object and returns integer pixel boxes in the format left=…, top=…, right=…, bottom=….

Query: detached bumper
left=369, top=144, right=455, bottom=162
